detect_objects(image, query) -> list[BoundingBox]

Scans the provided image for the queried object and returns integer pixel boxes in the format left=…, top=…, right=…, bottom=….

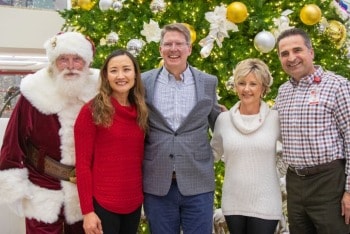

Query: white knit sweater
left=211, top=101, right=282, bottom=220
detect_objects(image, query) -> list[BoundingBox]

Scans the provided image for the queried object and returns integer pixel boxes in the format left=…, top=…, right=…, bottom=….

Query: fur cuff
left=23, top=182, right=63, bottom=224
left=0, top=168, right=30, bottom=204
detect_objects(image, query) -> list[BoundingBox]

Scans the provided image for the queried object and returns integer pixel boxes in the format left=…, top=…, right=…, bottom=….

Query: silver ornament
left=254, top=31, right=276, bottom=53
left=225, top=76, right=235, bottom=91
left=150, top=0, right=166, bottom=13
left=106, top=32, right=119, bottom=46
left=127, top=39, right=145, bottom=56
left=112, top=1, right=123, bottom=12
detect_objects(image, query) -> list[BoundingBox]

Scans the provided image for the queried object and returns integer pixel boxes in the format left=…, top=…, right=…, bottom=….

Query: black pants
left=287, top=161, right=349, bottom=234
left=93, top=199, right=142, bottom=234
left=224, top=215, right=278, bottom=234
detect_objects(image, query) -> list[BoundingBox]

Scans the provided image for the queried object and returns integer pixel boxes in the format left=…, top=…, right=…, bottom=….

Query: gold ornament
left=182, top=23, right=197, bottom=44
left=226, top=2, right=248, bottom=24
left=71, top=0, right=79, bottom=8
left=77, top=0, right=95, bottom=10
left=326, top=20, right=347, bottom=49
left=300, top=4, right=322, bottom=25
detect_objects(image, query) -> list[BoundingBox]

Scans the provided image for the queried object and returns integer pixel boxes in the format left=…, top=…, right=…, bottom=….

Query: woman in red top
left=74, top=49, right=148, bottom=234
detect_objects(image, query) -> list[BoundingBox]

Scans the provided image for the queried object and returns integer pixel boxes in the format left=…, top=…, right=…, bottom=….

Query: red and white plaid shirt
left=274, top=66, right=350, bottom=191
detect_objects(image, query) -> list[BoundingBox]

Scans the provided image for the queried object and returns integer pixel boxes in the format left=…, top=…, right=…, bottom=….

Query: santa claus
left=0, top=31, right=99, bottom=233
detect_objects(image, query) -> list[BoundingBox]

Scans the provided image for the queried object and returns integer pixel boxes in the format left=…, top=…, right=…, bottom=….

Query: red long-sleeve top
left=74, top=97, right=144, bottom=214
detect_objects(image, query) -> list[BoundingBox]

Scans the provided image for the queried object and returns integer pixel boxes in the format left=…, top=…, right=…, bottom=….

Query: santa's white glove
left=7, top=190, right=33, bottom=217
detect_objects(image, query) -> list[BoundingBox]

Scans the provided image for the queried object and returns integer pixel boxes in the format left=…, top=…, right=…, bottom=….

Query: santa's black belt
left=26, top=143, right=76, bottom=183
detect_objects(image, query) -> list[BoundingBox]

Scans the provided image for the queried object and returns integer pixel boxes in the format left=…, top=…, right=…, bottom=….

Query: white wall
left=0, top=6, right=65, bottom=71
left=0, top=7, right=64, bottom=51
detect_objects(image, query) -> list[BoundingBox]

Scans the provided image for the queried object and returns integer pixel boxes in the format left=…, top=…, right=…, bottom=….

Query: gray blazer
left=142, top=66, right=221, bottom=196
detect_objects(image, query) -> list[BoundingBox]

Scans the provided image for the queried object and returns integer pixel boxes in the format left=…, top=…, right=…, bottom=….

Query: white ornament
left=140, top=19, right=161, bottom=43
left=254, top=31, right=276, bottom=53
left=127, top=39, right=145, bottom=56
left=150, top=0, right=166, bottom=13
left=99, top=0, right=113, bottom=11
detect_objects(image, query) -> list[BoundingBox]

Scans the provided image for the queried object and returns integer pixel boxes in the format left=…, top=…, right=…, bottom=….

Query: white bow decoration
left=272, top=9, right=294, bottom=38
left=199, top=5, right=238, bottom=58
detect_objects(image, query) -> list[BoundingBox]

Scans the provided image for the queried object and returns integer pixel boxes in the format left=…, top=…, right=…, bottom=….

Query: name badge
left=309, top=88, right=320, bottom=105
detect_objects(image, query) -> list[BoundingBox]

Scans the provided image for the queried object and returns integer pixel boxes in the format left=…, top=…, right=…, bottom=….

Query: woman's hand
left=83, top=212, right=103, bottom=234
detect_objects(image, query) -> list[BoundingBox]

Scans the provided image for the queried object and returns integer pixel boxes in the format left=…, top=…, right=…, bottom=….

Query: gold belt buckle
left=69, top=168, right=77, bottom=184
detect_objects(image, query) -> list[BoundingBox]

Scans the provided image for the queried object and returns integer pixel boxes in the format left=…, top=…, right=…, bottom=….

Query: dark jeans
left=93, top=199, right=141, bottom=234
left=144, top=179, right=214, bottom=234
left=224, top=215, right=278, bottom=234
left=286, top=160, right=349, bottom=234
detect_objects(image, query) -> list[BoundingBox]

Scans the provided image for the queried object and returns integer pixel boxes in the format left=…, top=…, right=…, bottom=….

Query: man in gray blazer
left=142, top=23, right=221, bottom=234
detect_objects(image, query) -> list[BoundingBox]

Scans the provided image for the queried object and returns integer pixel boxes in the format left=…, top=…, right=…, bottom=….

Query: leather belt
left=26, top=143, right=76, bottom=183
left=288, top=159, right=344, bottom=177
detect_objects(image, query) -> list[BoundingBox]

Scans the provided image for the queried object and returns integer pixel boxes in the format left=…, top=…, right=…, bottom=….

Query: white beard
left=52, top=66, right=90, bottom=98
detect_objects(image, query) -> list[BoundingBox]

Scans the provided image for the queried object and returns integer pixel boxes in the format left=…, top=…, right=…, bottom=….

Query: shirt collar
left=289, top=65, right=324, bottom=86
left=159, top=65, right=192, bottom=83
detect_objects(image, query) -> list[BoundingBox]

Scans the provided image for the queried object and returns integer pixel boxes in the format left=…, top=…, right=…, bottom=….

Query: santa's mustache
left=59, top=69, right=84, bottom=78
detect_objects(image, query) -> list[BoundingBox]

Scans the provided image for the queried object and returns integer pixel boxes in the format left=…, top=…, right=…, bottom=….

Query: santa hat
left=44, top=32, right=94, bottom=65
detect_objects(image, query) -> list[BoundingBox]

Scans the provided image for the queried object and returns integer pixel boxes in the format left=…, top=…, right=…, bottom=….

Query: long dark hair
left=91, top=49, right=148, bottom=130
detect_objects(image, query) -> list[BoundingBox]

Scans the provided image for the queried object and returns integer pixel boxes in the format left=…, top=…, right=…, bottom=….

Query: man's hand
left=341, top=191, right=350, bottom=224
left=83, top=212, right=103, bottom=234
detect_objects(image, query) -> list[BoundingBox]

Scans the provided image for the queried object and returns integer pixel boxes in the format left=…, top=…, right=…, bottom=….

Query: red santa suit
left=0, top=66, right=99, bottom=231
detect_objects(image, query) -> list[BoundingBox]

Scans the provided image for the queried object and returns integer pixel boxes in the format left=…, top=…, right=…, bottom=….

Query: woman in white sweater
left=211, top=58, right=282, bottom=234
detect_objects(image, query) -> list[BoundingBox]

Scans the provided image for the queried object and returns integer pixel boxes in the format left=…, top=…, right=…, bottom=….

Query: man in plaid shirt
left=274, top=28, right=350, bottom=233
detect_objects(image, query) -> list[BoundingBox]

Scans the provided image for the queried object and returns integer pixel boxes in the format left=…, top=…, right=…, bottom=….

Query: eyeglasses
left=56, top=55, right=85, bottom=68
left=161, top=42, right=189, bottom=49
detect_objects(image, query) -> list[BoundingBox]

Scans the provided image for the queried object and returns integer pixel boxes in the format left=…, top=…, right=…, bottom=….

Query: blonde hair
left=232, top=58, right=273, bottom=96
left=91, top=49, right=148, bottom=131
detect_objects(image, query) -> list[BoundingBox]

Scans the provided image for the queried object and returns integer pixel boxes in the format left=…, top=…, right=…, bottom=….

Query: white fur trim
left=0, top=171, right=83, bottom=223
left=62, top=181, right=83, bottom=224
left=0, top=169, right=82, bottom=224
left=0, top=168, right=30, bottom=204
left=20, top=68, right=99, bottom=115
left=23, top=182, right=64, bottom=223
left=44, top=32, right=94, bottom=65
left=21, top=181, right=83, bottom=224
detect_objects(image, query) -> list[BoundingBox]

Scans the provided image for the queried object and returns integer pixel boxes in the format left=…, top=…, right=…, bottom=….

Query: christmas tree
left=59, top=0, right=349, bottom=232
